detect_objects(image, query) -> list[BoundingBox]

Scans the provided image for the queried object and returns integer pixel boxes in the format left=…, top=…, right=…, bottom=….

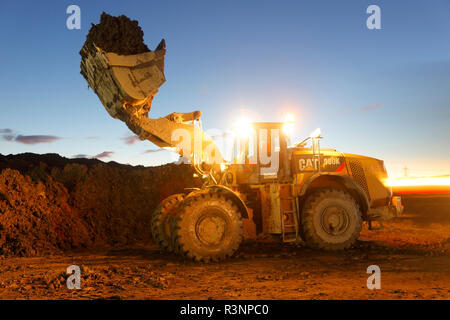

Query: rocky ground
left=0, top=193, right=449, bottom=300
left=0, top=240, right=448, bottom=300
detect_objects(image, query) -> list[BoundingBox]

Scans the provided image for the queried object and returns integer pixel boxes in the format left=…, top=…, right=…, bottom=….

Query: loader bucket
left=80, top=36, right=223, bottom=163
left=80, top=40, right=166, bottom=120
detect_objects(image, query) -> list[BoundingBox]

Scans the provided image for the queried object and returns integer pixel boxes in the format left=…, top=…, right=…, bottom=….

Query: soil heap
left=0, top=153, right=200, bottom=256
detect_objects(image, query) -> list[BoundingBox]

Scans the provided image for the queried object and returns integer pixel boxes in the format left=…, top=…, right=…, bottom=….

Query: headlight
left=233, top=117, right=252, bottom=138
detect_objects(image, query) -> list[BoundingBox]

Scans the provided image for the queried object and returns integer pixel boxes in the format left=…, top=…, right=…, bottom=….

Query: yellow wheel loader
left=80, top=38, right=403, bottom=262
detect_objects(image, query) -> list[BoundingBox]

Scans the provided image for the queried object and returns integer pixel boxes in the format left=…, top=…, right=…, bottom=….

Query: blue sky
left=0, top=0, right=449, bottom=177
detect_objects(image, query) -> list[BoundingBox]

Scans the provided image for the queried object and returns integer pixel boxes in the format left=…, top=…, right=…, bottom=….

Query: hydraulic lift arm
left=80, top=40, right=222, bottom=166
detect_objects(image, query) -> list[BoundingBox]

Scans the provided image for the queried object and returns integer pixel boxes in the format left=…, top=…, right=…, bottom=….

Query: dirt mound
left=82, top=12, right=150, bottom=56
left=0, top=169, right=91, bottom=256
left=62, top=162, right=199, bottom=246
left=0, top=153, right=200, bottom=256
left=0, top=153, right=101, bottom=174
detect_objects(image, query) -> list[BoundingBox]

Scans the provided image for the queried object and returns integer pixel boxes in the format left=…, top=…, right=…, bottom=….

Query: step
left=283, top=236, right=298, bottom=243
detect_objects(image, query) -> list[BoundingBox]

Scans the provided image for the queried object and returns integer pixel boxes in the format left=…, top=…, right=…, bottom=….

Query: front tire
left=301, top=189, right=362, bottom=250
left=151, top=194, right=184, bottom=252
left=172, top=191, right=243, bottom=262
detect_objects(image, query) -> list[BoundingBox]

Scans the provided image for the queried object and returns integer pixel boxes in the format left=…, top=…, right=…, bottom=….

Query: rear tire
left=172, top=191, right=243, bottom=262
left=151, top=194, right=184, bottom=252
left=301, top=189, right=362, bottom=250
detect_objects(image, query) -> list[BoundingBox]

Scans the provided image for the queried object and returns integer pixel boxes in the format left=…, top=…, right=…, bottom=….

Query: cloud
left=2, top=134, right=15, bottom=141
left=93, top=151, right=114, bottom=159
left=1, top=129, right=62, bottom=144
left=1, top=128, right=15, bottom=142
left=15, top=135, right=61, bottom=145
left=122, top=134, right=140, bottom=145
left=72, top=154, right=89, bottom=158
left=361, top=103, right=383, bottom=113
left=142, top=149, right=163, bottom=154
left=72, top=152, right=114, bottom=159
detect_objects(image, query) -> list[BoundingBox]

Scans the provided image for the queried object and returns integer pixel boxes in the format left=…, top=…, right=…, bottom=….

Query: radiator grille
left=349, top=160, right=370, bottom=198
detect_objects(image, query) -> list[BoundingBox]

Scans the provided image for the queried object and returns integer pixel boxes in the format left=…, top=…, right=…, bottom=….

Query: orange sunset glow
left=385, top=175, right=450, bottom=195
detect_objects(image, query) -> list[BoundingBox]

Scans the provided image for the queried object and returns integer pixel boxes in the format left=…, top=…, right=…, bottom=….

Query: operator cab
left=229, top=122, right=292, bottom=184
